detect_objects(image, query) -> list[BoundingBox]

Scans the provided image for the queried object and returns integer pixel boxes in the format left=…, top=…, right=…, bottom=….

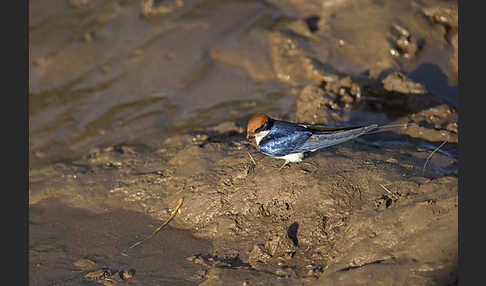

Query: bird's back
left=259, top=120, right=378, bottom=156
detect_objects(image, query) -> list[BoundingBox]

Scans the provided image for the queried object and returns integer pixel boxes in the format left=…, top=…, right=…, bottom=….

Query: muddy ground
left=29, top=0, right=458, bottom=285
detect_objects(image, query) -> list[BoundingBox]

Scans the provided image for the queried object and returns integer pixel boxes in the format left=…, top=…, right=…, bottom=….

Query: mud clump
left=422, top=6, right=458, bottom=33
left=296, top=75, right=362, bottom=124
left=382, top=71, right=428, bottom=95
left=296, top=85, right=340, bottom=124
left=389, top=24, right=421, bottom=60
left=379, top=72, right=458, bottom=142
left=81, top=267, right=136, bottom=285
left=422, top=4, right=459, bottom=79
left=141, top=0, right=184, bottom=18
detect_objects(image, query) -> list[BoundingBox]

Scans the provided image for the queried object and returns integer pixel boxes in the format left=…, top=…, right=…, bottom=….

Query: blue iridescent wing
left=294, top=124, right=379, bottom=153
left=258, top=128, right=312, bottom=157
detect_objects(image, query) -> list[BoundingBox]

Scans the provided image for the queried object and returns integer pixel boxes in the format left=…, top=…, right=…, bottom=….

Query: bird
left=246, top=113, right=380, bottom=169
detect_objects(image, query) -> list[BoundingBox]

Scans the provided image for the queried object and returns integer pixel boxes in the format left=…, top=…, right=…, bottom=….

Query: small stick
left=379, top=184, right=399, bottom=200
left=247, top=152, right=257, bottom=166
left=124, top=198, right=184, bottom=252
left=422, top=140, right=448, bottom=174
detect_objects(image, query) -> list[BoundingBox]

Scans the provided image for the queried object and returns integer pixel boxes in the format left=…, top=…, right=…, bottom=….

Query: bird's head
left=247, top=113, right=271, bottom=140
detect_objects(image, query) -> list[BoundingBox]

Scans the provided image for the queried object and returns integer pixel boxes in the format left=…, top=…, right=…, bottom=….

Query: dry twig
left=247, top=151, right=257, bottom=166
left=422, top=140, right=448, bottom=174
left=123, top=198, right=184, bottom=253
left=379, top=184, right=399, bottom=200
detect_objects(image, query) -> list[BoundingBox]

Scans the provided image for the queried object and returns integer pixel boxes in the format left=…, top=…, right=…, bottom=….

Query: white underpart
left=254, top=130, right=270, bottom=145
left=276, top=152, right=304, bottom=162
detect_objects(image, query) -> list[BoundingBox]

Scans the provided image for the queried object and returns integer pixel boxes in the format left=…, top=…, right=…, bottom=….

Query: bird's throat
left=255, top=130, right=270, bottom=145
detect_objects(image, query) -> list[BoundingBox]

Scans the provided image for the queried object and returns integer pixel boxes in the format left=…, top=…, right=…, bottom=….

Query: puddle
left=29, top=199, right=212, bottom=285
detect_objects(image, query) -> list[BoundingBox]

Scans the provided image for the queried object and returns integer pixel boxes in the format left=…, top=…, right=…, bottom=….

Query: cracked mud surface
left=30, top=0, right=458, bottom=285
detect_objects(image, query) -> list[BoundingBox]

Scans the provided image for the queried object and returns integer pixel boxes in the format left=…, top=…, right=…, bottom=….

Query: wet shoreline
left=30, top=0, right=458, bottom=285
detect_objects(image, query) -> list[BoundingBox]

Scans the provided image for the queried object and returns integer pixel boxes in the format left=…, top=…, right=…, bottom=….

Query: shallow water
left=29, top=198, right=212, bottom=285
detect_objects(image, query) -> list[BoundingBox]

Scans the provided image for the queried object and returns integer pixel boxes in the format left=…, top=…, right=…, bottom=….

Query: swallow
left=246, top=113, right=379, bottom=169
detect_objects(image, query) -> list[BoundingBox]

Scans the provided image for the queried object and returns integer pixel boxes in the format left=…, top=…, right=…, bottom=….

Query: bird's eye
left=254, top=122, right=268, bottom=133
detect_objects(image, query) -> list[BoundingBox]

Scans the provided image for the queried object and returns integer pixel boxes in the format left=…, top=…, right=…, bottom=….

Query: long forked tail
left=364, top=122, right=417, bottom=135
left=299, top=122, right=416, bottom=153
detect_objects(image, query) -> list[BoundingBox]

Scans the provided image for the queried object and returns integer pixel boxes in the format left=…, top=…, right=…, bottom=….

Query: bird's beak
left=247, top=131, right=254, bottom=140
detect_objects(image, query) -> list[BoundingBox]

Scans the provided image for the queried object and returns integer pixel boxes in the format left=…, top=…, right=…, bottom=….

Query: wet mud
left=30, top=0, right=458, bottom=285
left=29, top=198, right=212, bottom=285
